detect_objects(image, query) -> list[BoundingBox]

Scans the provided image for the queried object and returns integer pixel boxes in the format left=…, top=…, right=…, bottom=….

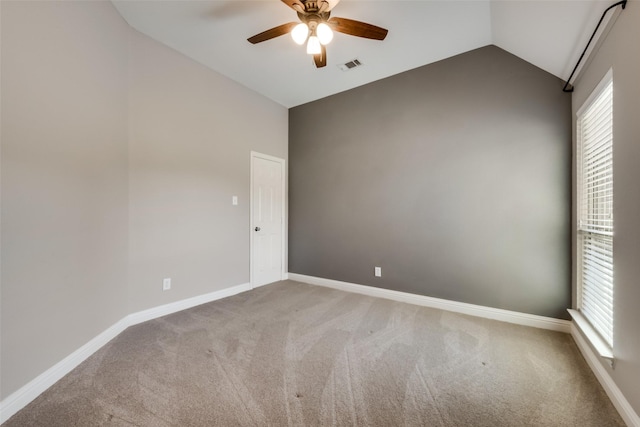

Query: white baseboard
left=287, top=273, right=571, bottom=333
left=127, top=282, right=252, bottom=326
left=0, top=282, right=251, bottom=424
left=0, top=317, right=130, bottom=424
left=571, top=323, right=640, bottom=427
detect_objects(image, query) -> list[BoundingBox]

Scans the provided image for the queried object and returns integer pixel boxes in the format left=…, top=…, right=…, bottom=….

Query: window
left=576, top=70, right=614, bottom=349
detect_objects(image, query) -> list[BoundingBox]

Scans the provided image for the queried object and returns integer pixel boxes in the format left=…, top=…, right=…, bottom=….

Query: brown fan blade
left=248, top=22, right=298, bottom=44
left=313, top=45, right=327, bottom=68
left=328, top=17, right=388, bottom=40
left=281, top=0, right=305, bottom=13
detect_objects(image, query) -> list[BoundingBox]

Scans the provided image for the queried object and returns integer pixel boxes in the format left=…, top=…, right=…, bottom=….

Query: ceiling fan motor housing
left=298, top=12, right=331, bottom=27
left=295, top=0, right=332, bottom=14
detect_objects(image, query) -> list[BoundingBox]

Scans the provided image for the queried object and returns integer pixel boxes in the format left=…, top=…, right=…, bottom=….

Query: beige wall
left=0, top=0, right=287, bottom=400
left=571, top=3, right=640, bottom=414
left=1, top=0, right=130, bottom=400
left=127, top=29, right=287, bottom=313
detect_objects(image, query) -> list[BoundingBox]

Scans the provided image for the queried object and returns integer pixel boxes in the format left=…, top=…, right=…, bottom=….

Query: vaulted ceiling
left=112, top=0, right=611, bottom=108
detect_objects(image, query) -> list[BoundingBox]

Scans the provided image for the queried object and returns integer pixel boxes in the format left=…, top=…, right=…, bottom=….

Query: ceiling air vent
left=337, top=59, right=362, bottom=71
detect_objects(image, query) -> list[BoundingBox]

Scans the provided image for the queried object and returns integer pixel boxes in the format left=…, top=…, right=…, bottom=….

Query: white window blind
left=577, top=74, right=614, bottom=348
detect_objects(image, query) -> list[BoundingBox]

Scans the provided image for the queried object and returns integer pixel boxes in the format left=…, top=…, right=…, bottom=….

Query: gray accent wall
left=1, top=1, right=287, bottom=401
left=289, top=45, right=571, bottom=319
left=571, top=4, right=640, bottom=415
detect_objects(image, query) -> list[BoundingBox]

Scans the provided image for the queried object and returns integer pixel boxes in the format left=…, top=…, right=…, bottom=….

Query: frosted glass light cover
left=317, top=23, right=333, bottom=45
left=306, top=36, right=321, bottom=54
left=291, top=23, right=309, bottom=45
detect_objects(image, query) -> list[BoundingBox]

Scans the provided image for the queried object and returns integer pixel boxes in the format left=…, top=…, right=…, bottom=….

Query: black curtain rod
left=563, top=0, right=627, bottom=92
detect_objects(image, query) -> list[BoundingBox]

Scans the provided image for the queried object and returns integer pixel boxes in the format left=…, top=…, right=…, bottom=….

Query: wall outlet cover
left=163, top=278, right=171, bottom=290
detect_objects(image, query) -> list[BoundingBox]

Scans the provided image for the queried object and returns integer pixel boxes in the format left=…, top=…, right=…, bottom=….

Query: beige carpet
left=3, top=280, right=625, bottom=426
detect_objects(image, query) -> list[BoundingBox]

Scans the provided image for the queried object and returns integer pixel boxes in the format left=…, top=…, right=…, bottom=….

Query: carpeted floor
left=3, top=280, right=625, bottom=426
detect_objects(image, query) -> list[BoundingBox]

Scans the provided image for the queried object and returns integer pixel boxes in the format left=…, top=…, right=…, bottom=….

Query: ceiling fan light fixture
left=316, top=22, right=333, bottom=45
left=317, top=23, right=333, bottom=45
left=291, top=23, right=309, bottom=45
left=248, top=0, right=389, bottom=69
left=306, top=35, right=322, bottom=55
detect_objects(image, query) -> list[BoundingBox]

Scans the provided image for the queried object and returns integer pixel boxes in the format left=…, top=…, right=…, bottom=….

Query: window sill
left=568, top=309, right=614, bottom=366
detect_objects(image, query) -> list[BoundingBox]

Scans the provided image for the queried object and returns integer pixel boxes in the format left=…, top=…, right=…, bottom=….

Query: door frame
left=250, top=151, right=286, bottom=288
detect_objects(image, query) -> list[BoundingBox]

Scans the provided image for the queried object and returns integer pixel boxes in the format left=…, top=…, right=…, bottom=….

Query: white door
left=251, top=152, right=284, bottom=287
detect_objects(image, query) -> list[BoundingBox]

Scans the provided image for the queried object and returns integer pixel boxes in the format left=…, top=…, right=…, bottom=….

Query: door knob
left=255, top=226, right=261, bottom=231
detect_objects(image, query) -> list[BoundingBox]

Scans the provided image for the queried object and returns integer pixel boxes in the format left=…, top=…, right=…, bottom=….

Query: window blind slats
left=583, top=234, right=614, bottom=251
left=582, top=238, right=613, bottom=268
left=582, top=292, right=613, bottom=322
left=582, top=305, right=614, bottom=345
left=583, top=184, right=613, bottom=194
left=582, top=113, right=612, bottom=139
left=584, top=156, right=610, bottom=175
left=584, top=146, right=612, bottom=168
left=582, top=270, right=613, bottom=296
left=578, top=78, right=614, bottom=348
left=583, top=244, right=613, bottom=263
left=581, top=218, right=613, bottom=228
left=583, top=122, right=613, bottom=152
left=582, top=260, right=613, bottom=284
left=584, top=168, right=612, bottom=181
left=581, top=297, right=613, bottom=339
left=582, top=108, right=613, bottom=141
left=582, top=288, right=613, bottom=310
left=583, top=92, right=612, bottom=122
left=584, top=153, right=612, bottom=174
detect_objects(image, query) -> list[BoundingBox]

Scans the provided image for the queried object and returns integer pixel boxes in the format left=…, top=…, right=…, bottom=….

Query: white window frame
left=569, top=69, right=614, bottom=362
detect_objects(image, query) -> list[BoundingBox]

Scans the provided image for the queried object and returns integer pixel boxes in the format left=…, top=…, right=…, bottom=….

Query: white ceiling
left=112, top=0, right=611, bottom=108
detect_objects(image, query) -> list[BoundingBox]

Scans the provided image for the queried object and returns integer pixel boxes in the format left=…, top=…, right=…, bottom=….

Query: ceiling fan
left=247, top=0, right=388, bottom=68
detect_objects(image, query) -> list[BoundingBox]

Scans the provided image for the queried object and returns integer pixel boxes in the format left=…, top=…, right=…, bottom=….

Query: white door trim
left=250, top=151, right=286, bottom=288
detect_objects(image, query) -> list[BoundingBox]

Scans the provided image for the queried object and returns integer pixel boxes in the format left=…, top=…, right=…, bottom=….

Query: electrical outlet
left=375, top=267, right=382, bottom=277
left=232, top=196, right=238, bottom=205
left=163, top=278, right=171, bottom=291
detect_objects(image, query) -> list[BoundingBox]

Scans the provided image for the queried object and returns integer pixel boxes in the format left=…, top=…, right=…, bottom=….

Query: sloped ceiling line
left=112, top=0, right=613, bottom=107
